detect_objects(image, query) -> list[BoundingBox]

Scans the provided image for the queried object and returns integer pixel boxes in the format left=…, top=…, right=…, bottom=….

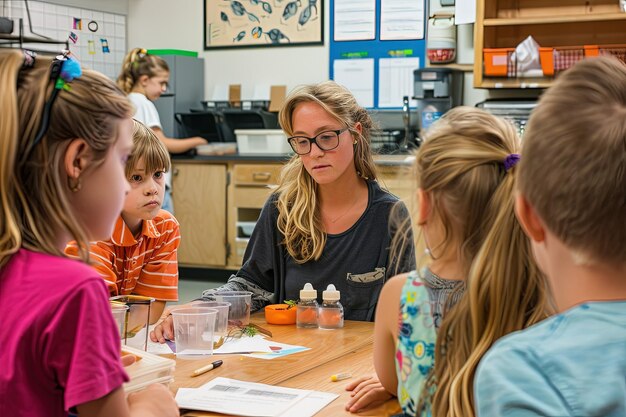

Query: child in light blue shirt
left=475, top=56, right=626, bottom=417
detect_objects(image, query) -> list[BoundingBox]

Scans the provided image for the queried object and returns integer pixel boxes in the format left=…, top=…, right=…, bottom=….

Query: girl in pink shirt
left=0, top=49, right=178, bottom=417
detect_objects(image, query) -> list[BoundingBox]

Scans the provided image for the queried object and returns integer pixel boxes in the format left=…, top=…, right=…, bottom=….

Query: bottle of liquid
left=296, top=283, right=319, bottom=328
left=319, top=284, right=344, bottom=329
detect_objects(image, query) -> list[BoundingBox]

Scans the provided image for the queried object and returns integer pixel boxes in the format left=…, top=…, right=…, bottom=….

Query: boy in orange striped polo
left=66, top=120, right=180, bottom=323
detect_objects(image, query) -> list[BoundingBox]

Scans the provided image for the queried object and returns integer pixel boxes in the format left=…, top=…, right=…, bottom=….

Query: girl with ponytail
left=346, top=107, right=551, bottom=417
left=117, top=47, right=207, bottom=213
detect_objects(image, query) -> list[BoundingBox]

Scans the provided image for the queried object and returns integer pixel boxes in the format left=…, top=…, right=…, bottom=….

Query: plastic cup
left=110, top=303, right=129, bottom=338
left=192, top=301, right=231, bottom=338
left=172, top=307, right=218, bottom=358
left=110, top=295, right=155, bottom=351
left=206, top=291, right=252, bottom=327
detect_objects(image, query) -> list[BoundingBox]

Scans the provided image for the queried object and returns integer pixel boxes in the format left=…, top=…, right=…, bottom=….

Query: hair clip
left=137, top=48, right=147, bottom=60
left=22, top=50, right=36, bottom=69
left=23, top=51, right=83, bottom=159
left=503, top=153, right=521, bottom=172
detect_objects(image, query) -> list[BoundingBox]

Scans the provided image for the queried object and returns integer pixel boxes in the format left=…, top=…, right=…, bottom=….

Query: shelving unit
left=474, top=0, right=626, bottom=88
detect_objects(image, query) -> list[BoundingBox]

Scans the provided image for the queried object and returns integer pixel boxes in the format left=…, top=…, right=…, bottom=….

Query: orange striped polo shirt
left=65, top=210, right=180, bottom=301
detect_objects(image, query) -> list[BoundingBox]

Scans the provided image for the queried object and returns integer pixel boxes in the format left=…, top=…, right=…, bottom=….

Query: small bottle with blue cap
left=296, top=283, right=319, bottom=328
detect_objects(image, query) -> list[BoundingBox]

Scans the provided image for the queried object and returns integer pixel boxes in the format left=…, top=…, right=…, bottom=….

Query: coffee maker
left=413, top=68, right=463, bottom=133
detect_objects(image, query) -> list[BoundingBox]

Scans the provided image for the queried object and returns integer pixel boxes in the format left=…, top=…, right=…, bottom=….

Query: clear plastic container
left=296, top=283, right=319, bottom=328
left=122, top=345, right=176, bottom=394
left=319, top=284, right=344, bottom=329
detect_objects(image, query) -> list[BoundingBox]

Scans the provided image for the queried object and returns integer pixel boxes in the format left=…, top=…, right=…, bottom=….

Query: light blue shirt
left=475, top=301, right=626, bottom=417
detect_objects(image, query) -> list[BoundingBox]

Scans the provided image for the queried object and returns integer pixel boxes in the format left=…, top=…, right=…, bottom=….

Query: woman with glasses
left=151, top=81, right=414, bottom=342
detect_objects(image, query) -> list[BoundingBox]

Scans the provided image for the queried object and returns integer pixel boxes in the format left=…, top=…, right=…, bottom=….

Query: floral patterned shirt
left=395, top=268, right=464, bottom=416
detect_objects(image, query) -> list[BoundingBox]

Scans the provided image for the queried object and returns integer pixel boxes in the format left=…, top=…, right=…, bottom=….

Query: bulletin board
left=5, top=0, right=126, bottom=80
left=204, top=0, right=323, bottom=49
left=329, top=0, right=426, bottom=109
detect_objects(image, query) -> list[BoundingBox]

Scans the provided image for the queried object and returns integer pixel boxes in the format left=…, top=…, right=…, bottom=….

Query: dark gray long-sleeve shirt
left=202, top=180, right=415, bottom=321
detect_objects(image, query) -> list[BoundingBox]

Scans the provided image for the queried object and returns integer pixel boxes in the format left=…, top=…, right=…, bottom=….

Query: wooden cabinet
left=228, top=163, right=283, bottom=267
left=474, top=0, right=626, bottom=88
left=172, top=163, right=227, bottom=267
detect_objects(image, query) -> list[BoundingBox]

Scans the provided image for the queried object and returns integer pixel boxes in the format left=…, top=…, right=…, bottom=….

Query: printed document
left=176, top=377, right=338, bottom=417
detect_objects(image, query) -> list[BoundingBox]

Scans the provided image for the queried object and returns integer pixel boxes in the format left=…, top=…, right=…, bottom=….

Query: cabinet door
left=172, top=163, right=227, bottom=267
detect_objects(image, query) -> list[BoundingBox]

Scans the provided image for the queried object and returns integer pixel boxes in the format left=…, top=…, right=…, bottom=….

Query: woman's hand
left=150, top=315, right=174, bottom=343
left=344, top=375, right=394, bottom=413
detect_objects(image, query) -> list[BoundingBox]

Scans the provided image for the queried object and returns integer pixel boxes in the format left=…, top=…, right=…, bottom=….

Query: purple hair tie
left=503, top=153, right=521, bottom=172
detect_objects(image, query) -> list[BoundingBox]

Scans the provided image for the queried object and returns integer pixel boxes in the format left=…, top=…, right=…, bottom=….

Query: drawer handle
left=252, top=172, right=272, bottom=182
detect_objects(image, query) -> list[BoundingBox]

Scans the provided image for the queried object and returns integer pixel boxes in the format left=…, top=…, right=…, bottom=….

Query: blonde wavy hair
left=276, top=81, right=378, bottom=263
left=0, top=49, right=133, bottom=268
left=116, top=47, right=169, bottom=94
left=409, top=107, right=552, bottom=417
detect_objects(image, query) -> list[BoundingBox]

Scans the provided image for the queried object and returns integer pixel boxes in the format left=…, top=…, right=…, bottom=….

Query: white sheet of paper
left=333, top=0, right=376, bottom=41
left=333, top=59, right=375, bottom=108
left=243, top=341, right=310, bottom=360
left=378, top=57, right=420, bottom=108
left=276, top=391, right=339, bottom=417
left=455, top=0, right=477, bottom=24
left=175, top=377, right=323, bottom=417
left=380, top=0, right=425, bottom=40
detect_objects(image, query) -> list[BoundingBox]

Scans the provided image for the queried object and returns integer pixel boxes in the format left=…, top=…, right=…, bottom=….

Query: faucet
left=401, top=96, right=410, bottom=151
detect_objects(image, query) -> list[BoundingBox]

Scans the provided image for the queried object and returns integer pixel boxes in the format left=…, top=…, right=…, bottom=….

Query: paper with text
left=334, top=0, right=376, bottom=41
left=175, top=377, right=337, bottom=417
left=333, top=59, right=375, bottom=108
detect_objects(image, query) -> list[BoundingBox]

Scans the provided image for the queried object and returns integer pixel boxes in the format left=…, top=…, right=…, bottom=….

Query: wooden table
left=170, top=314, right=401, bottom=416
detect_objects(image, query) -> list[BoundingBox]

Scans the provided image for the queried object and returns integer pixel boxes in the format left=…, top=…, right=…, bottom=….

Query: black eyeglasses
left=287, top=128, right=349, bottom=155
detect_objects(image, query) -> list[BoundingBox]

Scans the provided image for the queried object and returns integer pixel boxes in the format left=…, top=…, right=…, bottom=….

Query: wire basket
left=585, top=44, right=626, bottom=64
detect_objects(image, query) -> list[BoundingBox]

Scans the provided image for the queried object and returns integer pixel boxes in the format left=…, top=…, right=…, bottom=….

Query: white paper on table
left=213, top=335, right=274, bottom=354
left=333, top=59, right=375, bottom=108
left=277, top=391, right=338, bottom=417
left=243, top=340, right=310, bottom=360
left=175, top=377, right=314, bottom=417
left=380, top=0, right=424, bottom=40
left=378, top=57, right=420, bottom=108
left=333, top=0, right=376, bottom=41
left=455, top=0, right=476, bottom=24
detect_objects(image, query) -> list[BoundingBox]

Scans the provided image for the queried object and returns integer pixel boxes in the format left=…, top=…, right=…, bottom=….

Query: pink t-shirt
left=0, top=249, right=129, bottom=416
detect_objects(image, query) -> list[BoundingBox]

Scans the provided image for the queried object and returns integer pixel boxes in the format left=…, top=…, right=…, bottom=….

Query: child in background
left=0, top=50, right=178, bottom=416
left=66, top=120, right=181, bottom=324
left=346, top=107, right=550, bottom=416
left=475, top=57, right=626, bottom=416
left=117, top=47, right=207, bottom=212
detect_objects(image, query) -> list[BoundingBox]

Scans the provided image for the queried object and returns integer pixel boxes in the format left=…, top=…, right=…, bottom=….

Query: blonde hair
left=116, top=48, right=169, bottom=94
left=408, top=107, right=551, bottom=417
left=0, top=49, right=133, bottom=268
left=519, top=56, right=626, bottom=267
left=127, top=120, right=171, bottom=179
left=276, top=81, right=378, bottom=263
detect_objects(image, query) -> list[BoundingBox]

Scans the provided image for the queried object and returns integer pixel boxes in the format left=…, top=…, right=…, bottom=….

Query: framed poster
left=204, top=0, right=323, bottom=49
